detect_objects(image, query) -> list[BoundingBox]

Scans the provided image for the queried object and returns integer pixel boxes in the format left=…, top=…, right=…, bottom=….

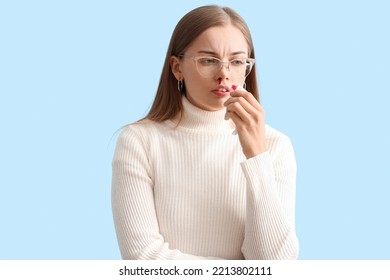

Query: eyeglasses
left=179, top=55, right=255, bottom=78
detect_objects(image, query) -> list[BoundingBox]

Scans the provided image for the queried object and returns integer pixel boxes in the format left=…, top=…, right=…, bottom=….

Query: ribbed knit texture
left=112, top=96, right=299, bottom=260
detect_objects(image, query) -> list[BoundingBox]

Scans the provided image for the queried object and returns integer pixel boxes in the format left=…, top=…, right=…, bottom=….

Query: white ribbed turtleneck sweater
left=112, top=97, right=299, bottom=260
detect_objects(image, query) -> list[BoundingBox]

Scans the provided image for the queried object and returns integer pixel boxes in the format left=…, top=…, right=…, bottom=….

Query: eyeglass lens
left=195, top=58, right=253, bottom=78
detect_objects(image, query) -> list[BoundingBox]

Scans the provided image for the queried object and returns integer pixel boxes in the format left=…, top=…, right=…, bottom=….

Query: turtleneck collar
left=168, top=96, right=235, bottom=133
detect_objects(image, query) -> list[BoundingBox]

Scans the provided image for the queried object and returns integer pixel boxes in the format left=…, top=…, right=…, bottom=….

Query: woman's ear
left=170, top=56, right=182, bottom=80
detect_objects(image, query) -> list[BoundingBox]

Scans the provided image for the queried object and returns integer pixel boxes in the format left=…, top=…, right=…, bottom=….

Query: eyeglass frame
left=178, top=55, right=256, bottom=78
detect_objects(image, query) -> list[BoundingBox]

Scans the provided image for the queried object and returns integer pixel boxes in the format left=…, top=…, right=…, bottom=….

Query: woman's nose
left=215, top=62, right=230, bottom=81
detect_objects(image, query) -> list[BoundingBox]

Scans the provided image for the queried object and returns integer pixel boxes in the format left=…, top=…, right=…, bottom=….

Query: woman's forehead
left=185, top=25, right=248, bottom=56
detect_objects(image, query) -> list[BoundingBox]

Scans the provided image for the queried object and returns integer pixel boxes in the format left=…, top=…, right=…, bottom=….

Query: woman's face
left=172, top=24, right=249, bottom=111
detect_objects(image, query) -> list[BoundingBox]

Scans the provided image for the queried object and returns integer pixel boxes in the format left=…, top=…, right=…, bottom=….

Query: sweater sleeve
left=240, top=137, right=299, bottom=260
left=111, top=127, right=221, bottom=260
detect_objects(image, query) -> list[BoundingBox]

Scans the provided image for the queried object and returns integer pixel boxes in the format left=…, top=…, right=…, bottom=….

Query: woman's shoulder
left=119, top=119, right=162, bottom=136
left=265, top=124, right=291, bottom=142
left=114, top=119, right=156, bottom=144
left=265, top=124, right=295, bottom=157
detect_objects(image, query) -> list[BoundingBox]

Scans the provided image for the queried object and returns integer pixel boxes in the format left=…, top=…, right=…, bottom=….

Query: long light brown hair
left=145, top=5, right=259, bottom=122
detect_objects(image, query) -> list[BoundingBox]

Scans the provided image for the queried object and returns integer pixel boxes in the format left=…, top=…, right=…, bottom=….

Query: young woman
left=112, top=5, right=299, bottom=260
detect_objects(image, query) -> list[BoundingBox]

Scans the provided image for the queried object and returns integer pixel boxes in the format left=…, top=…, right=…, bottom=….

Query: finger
left=224, top=96, right=259, bottom=116
left=226, top=101, right=251, bottom=123
left=230, top=90, right=262, bottom=111
left=225, top=110, right=244, bottom=127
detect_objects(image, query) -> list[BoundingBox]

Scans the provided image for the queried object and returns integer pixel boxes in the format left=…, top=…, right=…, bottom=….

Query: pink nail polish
left=231, top=85, right=237, bottom=90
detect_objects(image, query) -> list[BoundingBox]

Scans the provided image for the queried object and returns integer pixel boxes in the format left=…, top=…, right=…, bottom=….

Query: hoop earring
left=177, top=79, right=184, bottom=92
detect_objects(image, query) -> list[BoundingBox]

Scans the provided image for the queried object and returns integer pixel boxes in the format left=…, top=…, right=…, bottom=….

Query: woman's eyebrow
left=196, top=50, right=247, bottom=56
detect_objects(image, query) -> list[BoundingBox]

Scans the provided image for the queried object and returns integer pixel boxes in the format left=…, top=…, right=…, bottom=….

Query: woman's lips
left=212, top=86, right=231, bottom=97
left=212, top=89, right=230, bottom=97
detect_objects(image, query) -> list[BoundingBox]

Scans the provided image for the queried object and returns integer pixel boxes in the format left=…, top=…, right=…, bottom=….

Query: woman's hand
left=224, top=86, right=267, bottom=159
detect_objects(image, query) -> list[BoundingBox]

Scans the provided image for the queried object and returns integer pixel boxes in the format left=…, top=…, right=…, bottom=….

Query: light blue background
left=1, top=0, right=389, bottom=259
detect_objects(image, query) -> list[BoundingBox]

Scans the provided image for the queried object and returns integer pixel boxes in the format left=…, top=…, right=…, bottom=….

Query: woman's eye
left=199, top=58, right=219, bottom=65
left=231, top=59, right=245, bottom=66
